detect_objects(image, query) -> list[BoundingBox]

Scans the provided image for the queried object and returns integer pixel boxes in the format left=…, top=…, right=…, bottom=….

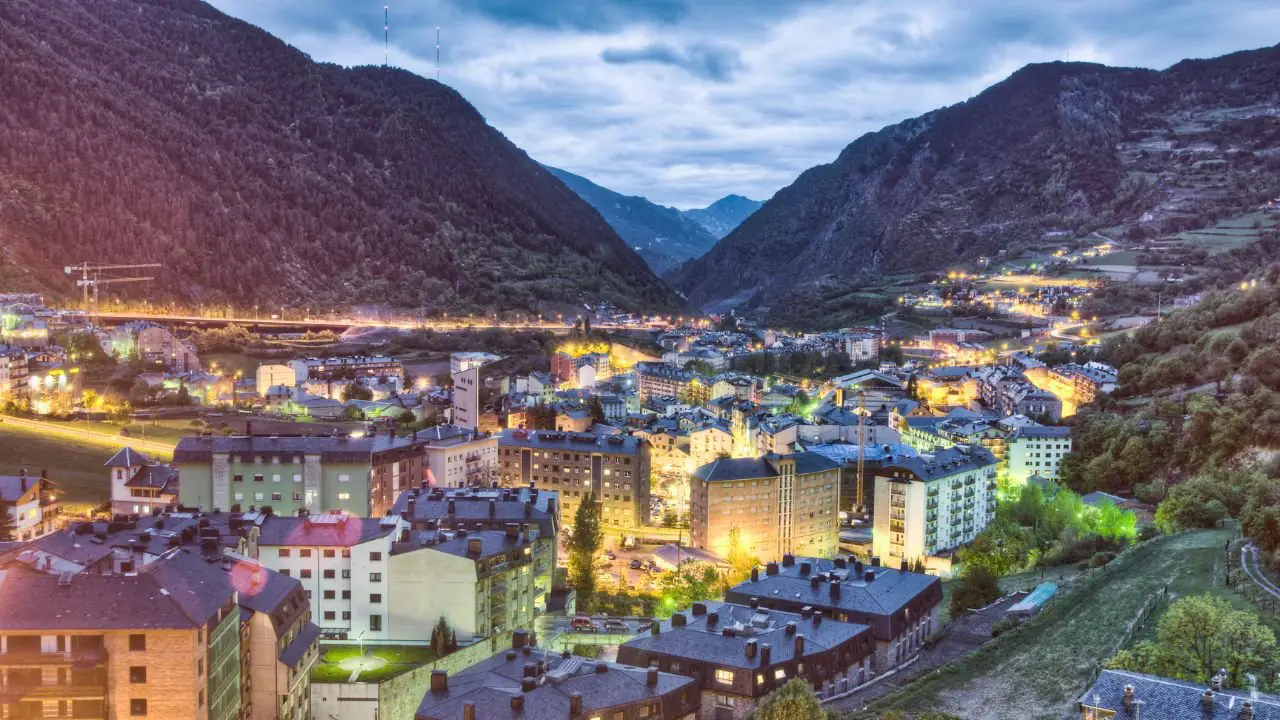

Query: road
left=1239, top=543, right=1280, bottom=600
left=0, top=414, right=176, bottom=458
left=94, top=310, right=653, bottom=333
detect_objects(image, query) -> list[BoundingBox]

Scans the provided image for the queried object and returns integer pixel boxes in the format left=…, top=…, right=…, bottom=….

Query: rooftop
left=692, top=452, right=839, bottom=483
left=727, top=556, right=941, bottom=624
left=498, top=429, right=644, bottom=455
left=1080, top=669, right=1280, bottom=720
left=878, top=445, right=998, bottom=483
left=257, top=515, right=398, bottom=548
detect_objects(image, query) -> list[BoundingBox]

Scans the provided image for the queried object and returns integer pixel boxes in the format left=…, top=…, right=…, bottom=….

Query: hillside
left=0, top=0, right=677, bottom=313
left=671, top=45, right=1280, bottom=316
left=682, top=194, right=763, bottom=239
left=545, top=167, right=719, bottom=274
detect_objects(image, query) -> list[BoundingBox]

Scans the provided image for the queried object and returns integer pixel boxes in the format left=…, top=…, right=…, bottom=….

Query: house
left=0, top=470, right=59, bottom=541
left=1078, top=668, right=1280, bottom=719
left=106, top=446, right=179, bottom=516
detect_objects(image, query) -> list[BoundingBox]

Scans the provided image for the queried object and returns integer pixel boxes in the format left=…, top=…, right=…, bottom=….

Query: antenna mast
left=384, top=6, right=389, bottom=66
left=436, top=27, right=441, bottom=80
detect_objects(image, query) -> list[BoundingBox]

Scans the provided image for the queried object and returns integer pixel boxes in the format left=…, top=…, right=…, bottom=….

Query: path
left=1240, top=543, right=1280, bottom=600
left=0, top=414, right=176, bottom=457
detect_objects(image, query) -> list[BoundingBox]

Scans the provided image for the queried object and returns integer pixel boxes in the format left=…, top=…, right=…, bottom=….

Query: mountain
left=0, top=0, right=678, bottom=313
left=545, top=167, right=719, bottom=274
left=671, top=45, right=1280, bottom=316
left=682, top=195, right=764, bottom=239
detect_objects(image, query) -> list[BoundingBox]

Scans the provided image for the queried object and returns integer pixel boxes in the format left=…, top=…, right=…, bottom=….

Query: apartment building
left=409, top=424, right=499, bottom=488
left=107, top=446, right=179, bottom=516
left=635, top=362, right=710, bottom=405
left=1006, top=425, right=1073, bottom=485
left=689, top=452, right=841, bottom=562
left=0, top=345, right=28, bottom=400
left=175, top=432, right=431, bottom=517
left=389, top=486, right=560, bottom=615
left=418, top=633, right=698, bottom=720
left=872, top=446, right=998, bottom=572
left=0, top=470, right=59, bottom=542
left=0, top=550, right=242, bottom=720
left=618, top=601, right=875, bottom=719
left=497, top=429, right=650, bottom=529
left=726, top=555, right=942, bottom=671
left=451, top=352, right=499, bottom=431
left=299, top=355, right=404, bottom=381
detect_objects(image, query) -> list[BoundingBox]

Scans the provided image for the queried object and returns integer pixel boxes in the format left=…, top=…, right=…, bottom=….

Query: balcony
left=926, top=512, right=937, bottom=523
left=0, top=648, right=106, bottom=667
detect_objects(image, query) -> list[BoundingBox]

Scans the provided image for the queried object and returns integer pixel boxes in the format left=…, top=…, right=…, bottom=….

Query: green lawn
left=311, top=644, right=437, bottom=683
left=0, top=424, right=115, bottom=507
left=865, top=528, right=1232, bottom=720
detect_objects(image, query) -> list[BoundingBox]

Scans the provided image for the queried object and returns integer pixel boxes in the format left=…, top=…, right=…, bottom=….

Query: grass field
left=866, top=528, right=1232, bottom=720
left=311, top=644, right=436, bottom=683
left=0, top=425, right=115, bottom=506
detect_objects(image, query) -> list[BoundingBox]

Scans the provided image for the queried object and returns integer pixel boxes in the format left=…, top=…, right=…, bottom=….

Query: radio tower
left=435, top=27, right=441, bottom=80
left=383, top=6, right=389, bottom=66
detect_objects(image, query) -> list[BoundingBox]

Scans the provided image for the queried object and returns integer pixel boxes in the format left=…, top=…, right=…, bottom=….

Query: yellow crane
left=64, top=262, right=162, bottom=320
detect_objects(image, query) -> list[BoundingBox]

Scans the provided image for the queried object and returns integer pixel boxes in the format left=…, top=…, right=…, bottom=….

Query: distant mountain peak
left=682, top=195, right=764, bottom=240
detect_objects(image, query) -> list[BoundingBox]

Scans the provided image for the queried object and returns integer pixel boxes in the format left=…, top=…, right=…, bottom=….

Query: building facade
left=1005, top=425, right=1073, bottom=485
left=0, top=471, right=60, bottom=542
left=689, top=453, right=841, bottom=562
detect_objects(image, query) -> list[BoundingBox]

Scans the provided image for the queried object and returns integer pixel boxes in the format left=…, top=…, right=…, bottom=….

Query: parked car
left=605, top=550, right=617, bottom=561
left=571, top=615, right=598, bottom=632
left=635, top=620, right=654, bottom=633
left=603, top=619, right=629, bottom=633
left=629, top=559, right=643, bottom=570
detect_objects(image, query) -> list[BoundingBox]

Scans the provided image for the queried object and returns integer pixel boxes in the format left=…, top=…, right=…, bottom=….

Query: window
left=278, top=549, right=291, bottom=558
left=323, top=590, right=335, bottom=600
left=279, top=569, right=290, bottom=577
left=130, top=699, right=147, bottom=716
left=369, top=615, right=382, bottom=631
left=774, top=668, right=787, bottom=680
left=342, top=611, right=352, bottom=620
left=129, top=667, right=146, bottom=683
left=324, top=611, right=336, bottom=621
left=341, top=569, right=351, bottom=579
left=370, top=552, right=382, bottom=562
left=254, top=493, right=265, bottom=502
left=233, top=474, right=243, bottom=483
left=128, top=635, right=145, bottom=651
left=337, top=474, right=350, bottom=483
left=300, top=549, right=312, bottom=558
left=370, top=594, right=382, bottom=604
left=369, top=573, right=382, bottom=582
left=293, top=492, right=303, bottom=501
left=198, top=658, right=203, bottom=676
left=253, top=474, right=264, bottom=483
left=272, top=474, right=281, bottom=483
left=342, top=590, right=351, bottom=599
left=337, top=492, right=351, bottom=501
left=271, top=493, right=282, bottom=502
left=198, top=689, right=204, bottom=707
left=714, top=668, right=734, bottom=684
left=714, top=694, right=735, bottom=709
left=342, top=549, right=351, bottom=558
left=293, top=474, right=303, bottom=483
left=323, top=570, right=335, bottom=579
left=323, top=549, right=335, bottom=558
left=300, top=569, right=312, bottom=579
left=233, top=493, right=244, bottom=502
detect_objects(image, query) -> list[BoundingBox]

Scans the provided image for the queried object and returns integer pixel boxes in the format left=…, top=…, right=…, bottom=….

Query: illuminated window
left=337, top=492, right=351, bottom=501
left=715, top=668, right=734, bottom=684
left=774, top=668, right=787, bottom=680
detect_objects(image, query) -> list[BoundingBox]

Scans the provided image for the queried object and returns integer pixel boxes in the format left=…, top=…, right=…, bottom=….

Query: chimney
left=671, top=613, right=687, bottom=627
left=1122, top=685, right=1135, bottom=711
left=748, top=597, right=759, bottom=609
left=751, top=567, right=759, bottom=582
left=809, top=575, right=820, bottom=590
left=800, top=606, right=812, bottom=619
left=1212, top=670, right=1226, bottom=691
left=854, top=561, right=864, bottom=575
left=430, top=670, right=447, bottom=692
left=512, top=695, right=525, bottom=711
left=794, top=634, right=805, bottom=656
left=463, top=703, right=476, bottom=720
left=505, top=651, right=517, bottom=661
left=900, top=559, right=909, bottom=572
left=799, top=561, right=811, bottom=576
left=830, top=580, right=842, bottom=600
left=489, top=499, right=496, bottom=516
left=707, top=611, right=719, bottom=627
left=1202, top=690, right=1215, bottom=712
left=782, top=554, right=795, bottom=567
left=448, top=499, right=456, bottom=515
left=523, top=663, right=538, bottom=678
left=759, top=643, right=771, bottom=666
left=871, top=556, right=881, bottom=567
left=835, top=557, right=847, bottom=569
left=766, top=562, right=779, bottom=576
left=546, top=497, right=556, bottom=515
left=467, top=537, right=483, bottom=555
left=513, top=629, right=529, bottom=649
left=745, top=639, right=758, bottom=659
left=569, top=693, right=583, bottom=716
left=813, top=611, right=823, bottom=626
left=1242, top=701, right=1255, bottom=720
left=650, top=621, right=661, bottom=636
left=864, top=570, right=876, bottom=583
left=246, top=420, right=252, bottom=436
left=785, top=621, right=797, bottom=635
left=691, top=602, right=706, bottom=616
left=521, top=677, right=537, bottom=693
left=594, top=663, right=607, bottom=674
left=647, top=668, right=658, bottom=687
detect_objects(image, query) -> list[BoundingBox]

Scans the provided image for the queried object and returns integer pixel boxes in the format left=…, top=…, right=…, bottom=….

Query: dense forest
left=0, top=0, right=677, bottom=313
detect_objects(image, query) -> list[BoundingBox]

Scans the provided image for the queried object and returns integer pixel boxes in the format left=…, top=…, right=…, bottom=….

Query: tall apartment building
left=389, top=486, right=560, bottom=616
left=0, top=346, right=28, bottom=400
left=635, top=362, right=710, bottom=405
left=0, top=470, right=59, bottom=542
left=413, top=425, right=499, bottom=488
left=175, top=432, right=431, bottom=517
left=1005, top=425, right=1073, bottom=484
left=872, top=445, right=998, bottom=572
left=497, top=429, right=650, bottom=529
left=689, top=452, right=841, bottom=562
left=0, top=550, right=243, bottom=720
left=450, top=352, right=499, bottom=431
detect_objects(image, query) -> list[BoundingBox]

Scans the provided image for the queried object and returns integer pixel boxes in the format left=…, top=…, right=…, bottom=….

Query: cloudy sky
left=206, top=0, right=1280, bottom=208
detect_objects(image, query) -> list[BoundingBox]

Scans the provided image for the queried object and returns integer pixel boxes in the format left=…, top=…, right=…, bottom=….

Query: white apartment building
left=872, top=445, right=998, bottom=573
left=0, top=347, right=28, bottom=400
left=0, top=471, right=59, bottom=542
left=1005, top=425, right=1073, bottom=484
left=415, top=425, right=499, bottom=488
left=450, top=352, right=499, bottom=431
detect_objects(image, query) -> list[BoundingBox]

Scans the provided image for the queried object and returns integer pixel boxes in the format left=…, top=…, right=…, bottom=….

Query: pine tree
left=0, top=501, right=15, bottom=543
left=566, top=492, right=603, bottom=612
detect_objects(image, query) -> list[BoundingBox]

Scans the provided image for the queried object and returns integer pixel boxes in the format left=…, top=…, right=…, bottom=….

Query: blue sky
left=206, top=0, right=1280, bottom=208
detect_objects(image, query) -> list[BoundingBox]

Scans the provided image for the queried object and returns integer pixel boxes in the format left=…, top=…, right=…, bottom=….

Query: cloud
left=601, top=42, right=744, bottom=82
left=205, top=0, right=1280, bottom=208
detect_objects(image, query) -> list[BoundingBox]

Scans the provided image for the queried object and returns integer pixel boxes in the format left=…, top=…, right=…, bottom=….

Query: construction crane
left=64, top=262, right=162, bottom=320
left=854, top=390, right=871, bottom=512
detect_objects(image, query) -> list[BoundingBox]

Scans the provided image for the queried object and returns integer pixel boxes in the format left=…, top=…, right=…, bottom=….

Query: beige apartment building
left=689, top=452, right=841, bottom=562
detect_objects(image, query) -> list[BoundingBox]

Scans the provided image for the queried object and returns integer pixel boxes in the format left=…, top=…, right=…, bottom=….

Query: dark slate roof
left=105, top=447, right=152, bottom=468
left=280, top=622, right=322, bottom=669
left=17, top=512, right=244, bottom=569
left=692, top=452, right=839, bottom=483
left=620, top=601, right=870, bottom=670
left=498, top=429, right=644, bottom=455
left=257, top=516, right=396, bottom=547
left=124, top=464, right=178, bottom=492
left=0, top=550, right=233, bottom=630
left=390, top=487, right=558, bottom=531
left=174, top=434, right=416, bottom=463
left=726, top=558, right=940, bottom=639
left=878, top=445, right=997, bottom=482
left=232, top=559, right=301, bottom=616
left=0, top=476, right=40, bottom=503
left=1013, top=425, right=1073, bottom=439
left=394, top=530, right=533, bottom=560
left=416, top=646, right=694, bottom=720
left=791, top=452, right=840, bottom=475
left=1080, top=669, right=1280, bottom=720
left=403, top=424, right=490, bottom=447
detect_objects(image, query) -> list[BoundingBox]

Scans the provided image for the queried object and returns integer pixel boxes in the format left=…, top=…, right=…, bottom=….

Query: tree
left=588, top=397, right=607, bottom=426
left=905, top=374, right=919, bottom=400
left=0, top=501, right=14, bottom=543
left=950, top=565, right=1000, bottom=617
left=749, top=678, right=832, bottom=720
left=431, top=616, right=456, bottom=657
left=656, top=563, right=724, bottom=617
left=341, top=405, right=364, bottom=421
left=341, top=383, right=373, bottom=401
left=566, top=492, right=603, bottom=612
left=725, top=526, right=759, bottom=583
left=683, top=359, right=716, bottom=377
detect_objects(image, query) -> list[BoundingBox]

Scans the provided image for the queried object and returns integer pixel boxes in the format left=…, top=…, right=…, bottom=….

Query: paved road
left=0, top=414, right=175, bottom=457
left=95, top=310, right=649, bottom=332
left=1240, top=543, right=1280, bottom=599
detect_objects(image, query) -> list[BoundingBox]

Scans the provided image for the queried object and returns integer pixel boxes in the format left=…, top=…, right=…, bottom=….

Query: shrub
left=990, top=615, right=1021, bottom=638
left=1090, top=551, right=1118, bottom=568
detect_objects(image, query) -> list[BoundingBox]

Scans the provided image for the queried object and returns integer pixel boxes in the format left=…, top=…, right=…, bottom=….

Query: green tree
left=341, top=383, right=373, bottom=401
left=588, top=397, right=607, bottom=426
left=0, top=501, right=14, bottom=543
left=950, top=565, right=1000, bottom=617
left=1153, top=595, right=1276, bottom=687
left=683, top=359, right=716, bottom=377
left=431, top=616, right=455, bottom=657
left=905, top=374, right=919, bottom=400
left=724, top=526, right=759, bottom=583
left=749, top=678, right=832, bottom=720
left=567, top=492, right=603, bottom=612
left=1093, top=499, right=1138, bottom=542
